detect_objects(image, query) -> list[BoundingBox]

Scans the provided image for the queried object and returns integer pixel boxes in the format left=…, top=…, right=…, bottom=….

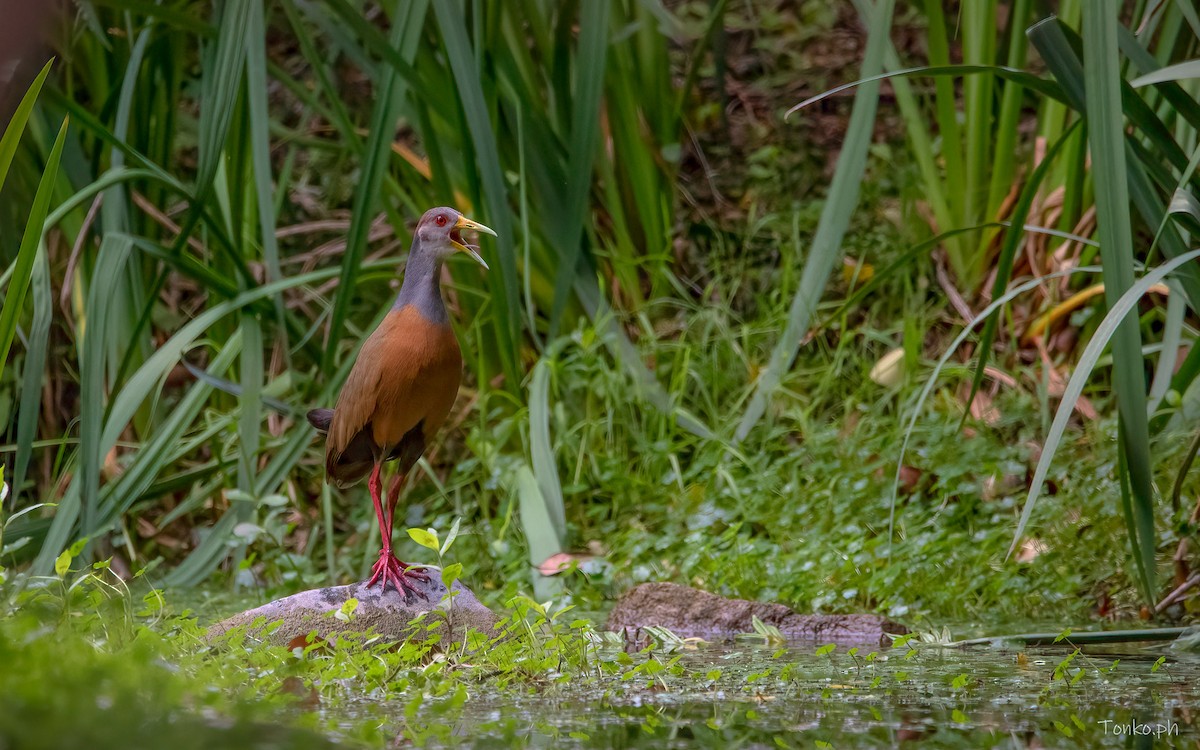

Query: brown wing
left=324, top=306, right=461, bottom=486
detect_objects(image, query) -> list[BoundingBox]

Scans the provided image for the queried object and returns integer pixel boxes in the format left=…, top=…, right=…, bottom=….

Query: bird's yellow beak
left=451, top=214, right=497, bottom=270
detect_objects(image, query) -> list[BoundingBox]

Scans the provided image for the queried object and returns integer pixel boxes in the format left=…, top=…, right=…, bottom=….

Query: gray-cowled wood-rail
left=307, top=207, right=496, bottom=597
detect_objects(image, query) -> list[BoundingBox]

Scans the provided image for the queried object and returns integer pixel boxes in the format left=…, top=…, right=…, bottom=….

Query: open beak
left=450, top=214, right=497, bottom=270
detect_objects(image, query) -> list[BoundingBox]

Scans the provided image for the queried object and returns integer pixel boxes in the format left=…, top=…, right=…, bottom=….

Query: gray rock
left=207, top=570, right=500, bottom=647
left=605, top=582, right=907, bottom=646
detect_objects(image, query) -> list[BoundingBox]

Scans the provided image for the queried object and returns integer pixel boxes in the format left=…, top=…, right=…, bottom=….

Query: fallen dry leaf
left=537, top=552, right=594, bottom=577
left=982, top=473, right=1024, bottom=501
left=869, top=347, right=905, bottom=388
left=1015, top=538, right=1048, bottom=563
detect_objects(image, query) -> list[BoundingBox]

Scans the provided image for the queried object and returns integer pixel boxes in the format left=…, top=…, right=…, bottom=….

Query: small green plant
left=407, top=516, right=463, bottom=589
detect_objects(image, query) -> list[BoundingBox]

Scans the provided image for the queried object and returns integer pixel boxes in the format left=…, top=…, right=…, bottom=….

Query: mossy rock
left=207, top=571, right=500, bottom=647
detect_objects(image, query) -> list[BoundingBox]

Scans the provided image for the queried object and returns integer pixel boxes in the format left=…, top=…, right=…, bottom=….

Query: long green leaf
left=0, top=117, right=68, bottom=372
left=920, top=0, right=963, bottom=205
left=529, top=351, right=565, bottom=541
left=0, top=59, right=53, bottom=195
left=960, top=0, right=997, bottom=286
left=98, top=335, right=243, bottom=538
left=1030, top=17, right=1200, bottom=314
left=785, top=64, right=1068, bottom=117
left=1010, top=250, right=1200, bottom=578
left=891, top=265, right=1105, bottom=548
left=432, top=2, right=522, bottom=389
left=78, top=235, right=136, bottom=556
left=515, top=465, right=564, bottom=599
left=1120, top=27, right=1200, bottom=131
left=546, top=0, right=609, bottom=338
left=33, top=260, right=393, bottom=572
left=245, top=0, right=288, bottom=356
left=1080, top=0, right=1156, bottom=603
left=736, top=0, right=894, bottom=442
left=237, top=315, right=263, bottom=501
left=322, top=0, right=429, bottom=372
left=984, top=0, right=1033, bottom=233
left=1130, top=59, right=1200, bottom=86
left=192, top=1, right=252, bottom=216
left=962, top=120, right=1083, bottom=426
left=11, top=249, right=52, bottom=510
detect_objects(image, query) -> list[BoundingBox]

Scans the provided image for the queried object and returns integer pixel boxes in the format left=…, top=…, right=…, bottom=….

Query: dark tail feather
left=307, top=408, right=333, bottom=433
left=328, top=460, right=374, bottom=489
left=309, top=408, right=375, bottom=488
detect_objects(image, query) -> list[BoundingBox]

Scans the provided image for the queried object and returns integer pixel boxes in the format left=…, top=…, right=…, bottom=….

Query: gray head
left=414, top=206, right=497, bottom=269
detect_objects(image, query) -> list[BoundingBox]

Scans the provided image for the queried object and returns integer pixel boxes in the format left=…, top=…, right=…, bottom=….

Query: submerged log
left=207, top=571, right=500, bottom=647
left=605, top=582, right=907, bottom=646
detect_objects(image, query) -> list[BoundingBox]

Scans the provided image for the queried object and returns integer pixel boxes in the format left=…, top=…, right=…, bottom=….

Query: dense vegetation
left=2, top=0, right=1200, bottom=745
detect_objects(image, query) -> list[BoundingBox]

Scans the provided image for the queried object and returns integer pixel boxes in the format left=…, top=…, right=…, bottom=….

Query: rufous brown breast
left=325, top=304, right=462, bottom=481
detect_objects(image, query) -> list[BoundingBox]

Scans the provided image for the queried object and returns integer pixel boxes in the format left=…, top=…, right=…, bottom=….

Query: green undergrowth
left=140, top=193, right=1193, bottom=628
left=0, top=568, right=601, bottom=748
left=181, top=160, right=1192, bottom=628
left=2, top=569, right=1196, bottom=749
left=267, top=279, right=1185, bottom=626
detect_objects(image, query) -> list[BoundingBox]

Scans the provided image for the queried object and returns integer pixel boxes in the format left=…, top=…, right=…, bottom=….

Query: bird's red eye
left=435, top=214, right=447, bottom=227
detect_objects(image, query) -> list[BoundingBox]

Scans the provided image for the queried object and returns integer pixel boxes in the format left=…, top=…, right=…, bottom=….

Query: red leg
left=382, top=472, right=407, bottom=541
left=365, top=467, right=429, bottom=598
left=367, top=463, right=385, bottom=533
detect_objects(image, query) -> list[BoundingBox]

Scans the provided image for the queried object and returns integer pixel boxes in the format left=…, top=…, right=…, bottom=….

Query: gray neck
left=392, top=240, right=447, bottom=324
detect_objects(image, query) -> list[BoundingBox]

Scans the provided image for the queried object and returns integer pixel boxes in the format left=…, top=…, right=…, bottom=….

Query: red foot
left=366, top=551, right=431, bottom=600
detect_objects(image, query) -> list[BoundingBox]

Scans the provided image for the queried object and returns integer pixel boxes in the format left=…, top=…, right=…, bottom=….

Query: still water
left=346, top=636, right=1199, bottom=748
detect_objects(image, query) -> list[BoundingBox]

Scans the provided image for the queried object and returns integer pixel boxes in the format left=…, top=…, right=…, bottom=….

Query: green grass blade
left=892, top=264, right=1105, bottom=550
left=33, top=261, right=384, bottom=572
left=1009, top=250, right=1200, bottom=589
left=322, top=0, right=429, bottom=373
left=103, top=27, right=151, bottom=223
left=11, top=248, right=52, bottom=510
left=1031, top=17, right=1200, bottom=312
left=786, top=64, right=1069, bottom=116
left=1121, top=28, right=1200, bottom=130
left=920, top=0, right=964, bottom=202
left=1173, top=0, right=1200, bottom=38
left=546, top=0, right=609, bottom=338
left=193, top=1, right=251, bottom=208
left=960, top=0, right=997, bottom=284
left=102, top=27, right=153, bottom=390
left=432, top=2, right=522, bottom=388
left=1130, top=58, right=1200, bottom=86
left=962, top=120, right=1082, bottom=426
left=0, top=116, right=68, bottom=374
left=1026, top=18, right=1086, bottom=109
left=529, top=352, right=566, bottom=541
left=1146, top=279, right=1184, bottom=417
left=515, top=465, right=564, bottom=599
left=77, top=235, right=136, bottom=556
left=245, top=0, right=288, bottom=355
left=237, top=316, right=263, bottom=499
left=1043, top=20, right=1193, bottom=184
left=984, top=0, right=1033, bottom=228
left=97, top=336, right=243, bottom=538
left=0, top=59, right=53, bottom=195
left=1080, top=0, right=1156, bottom=603
left=735, top=0, right=895, bottom=442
